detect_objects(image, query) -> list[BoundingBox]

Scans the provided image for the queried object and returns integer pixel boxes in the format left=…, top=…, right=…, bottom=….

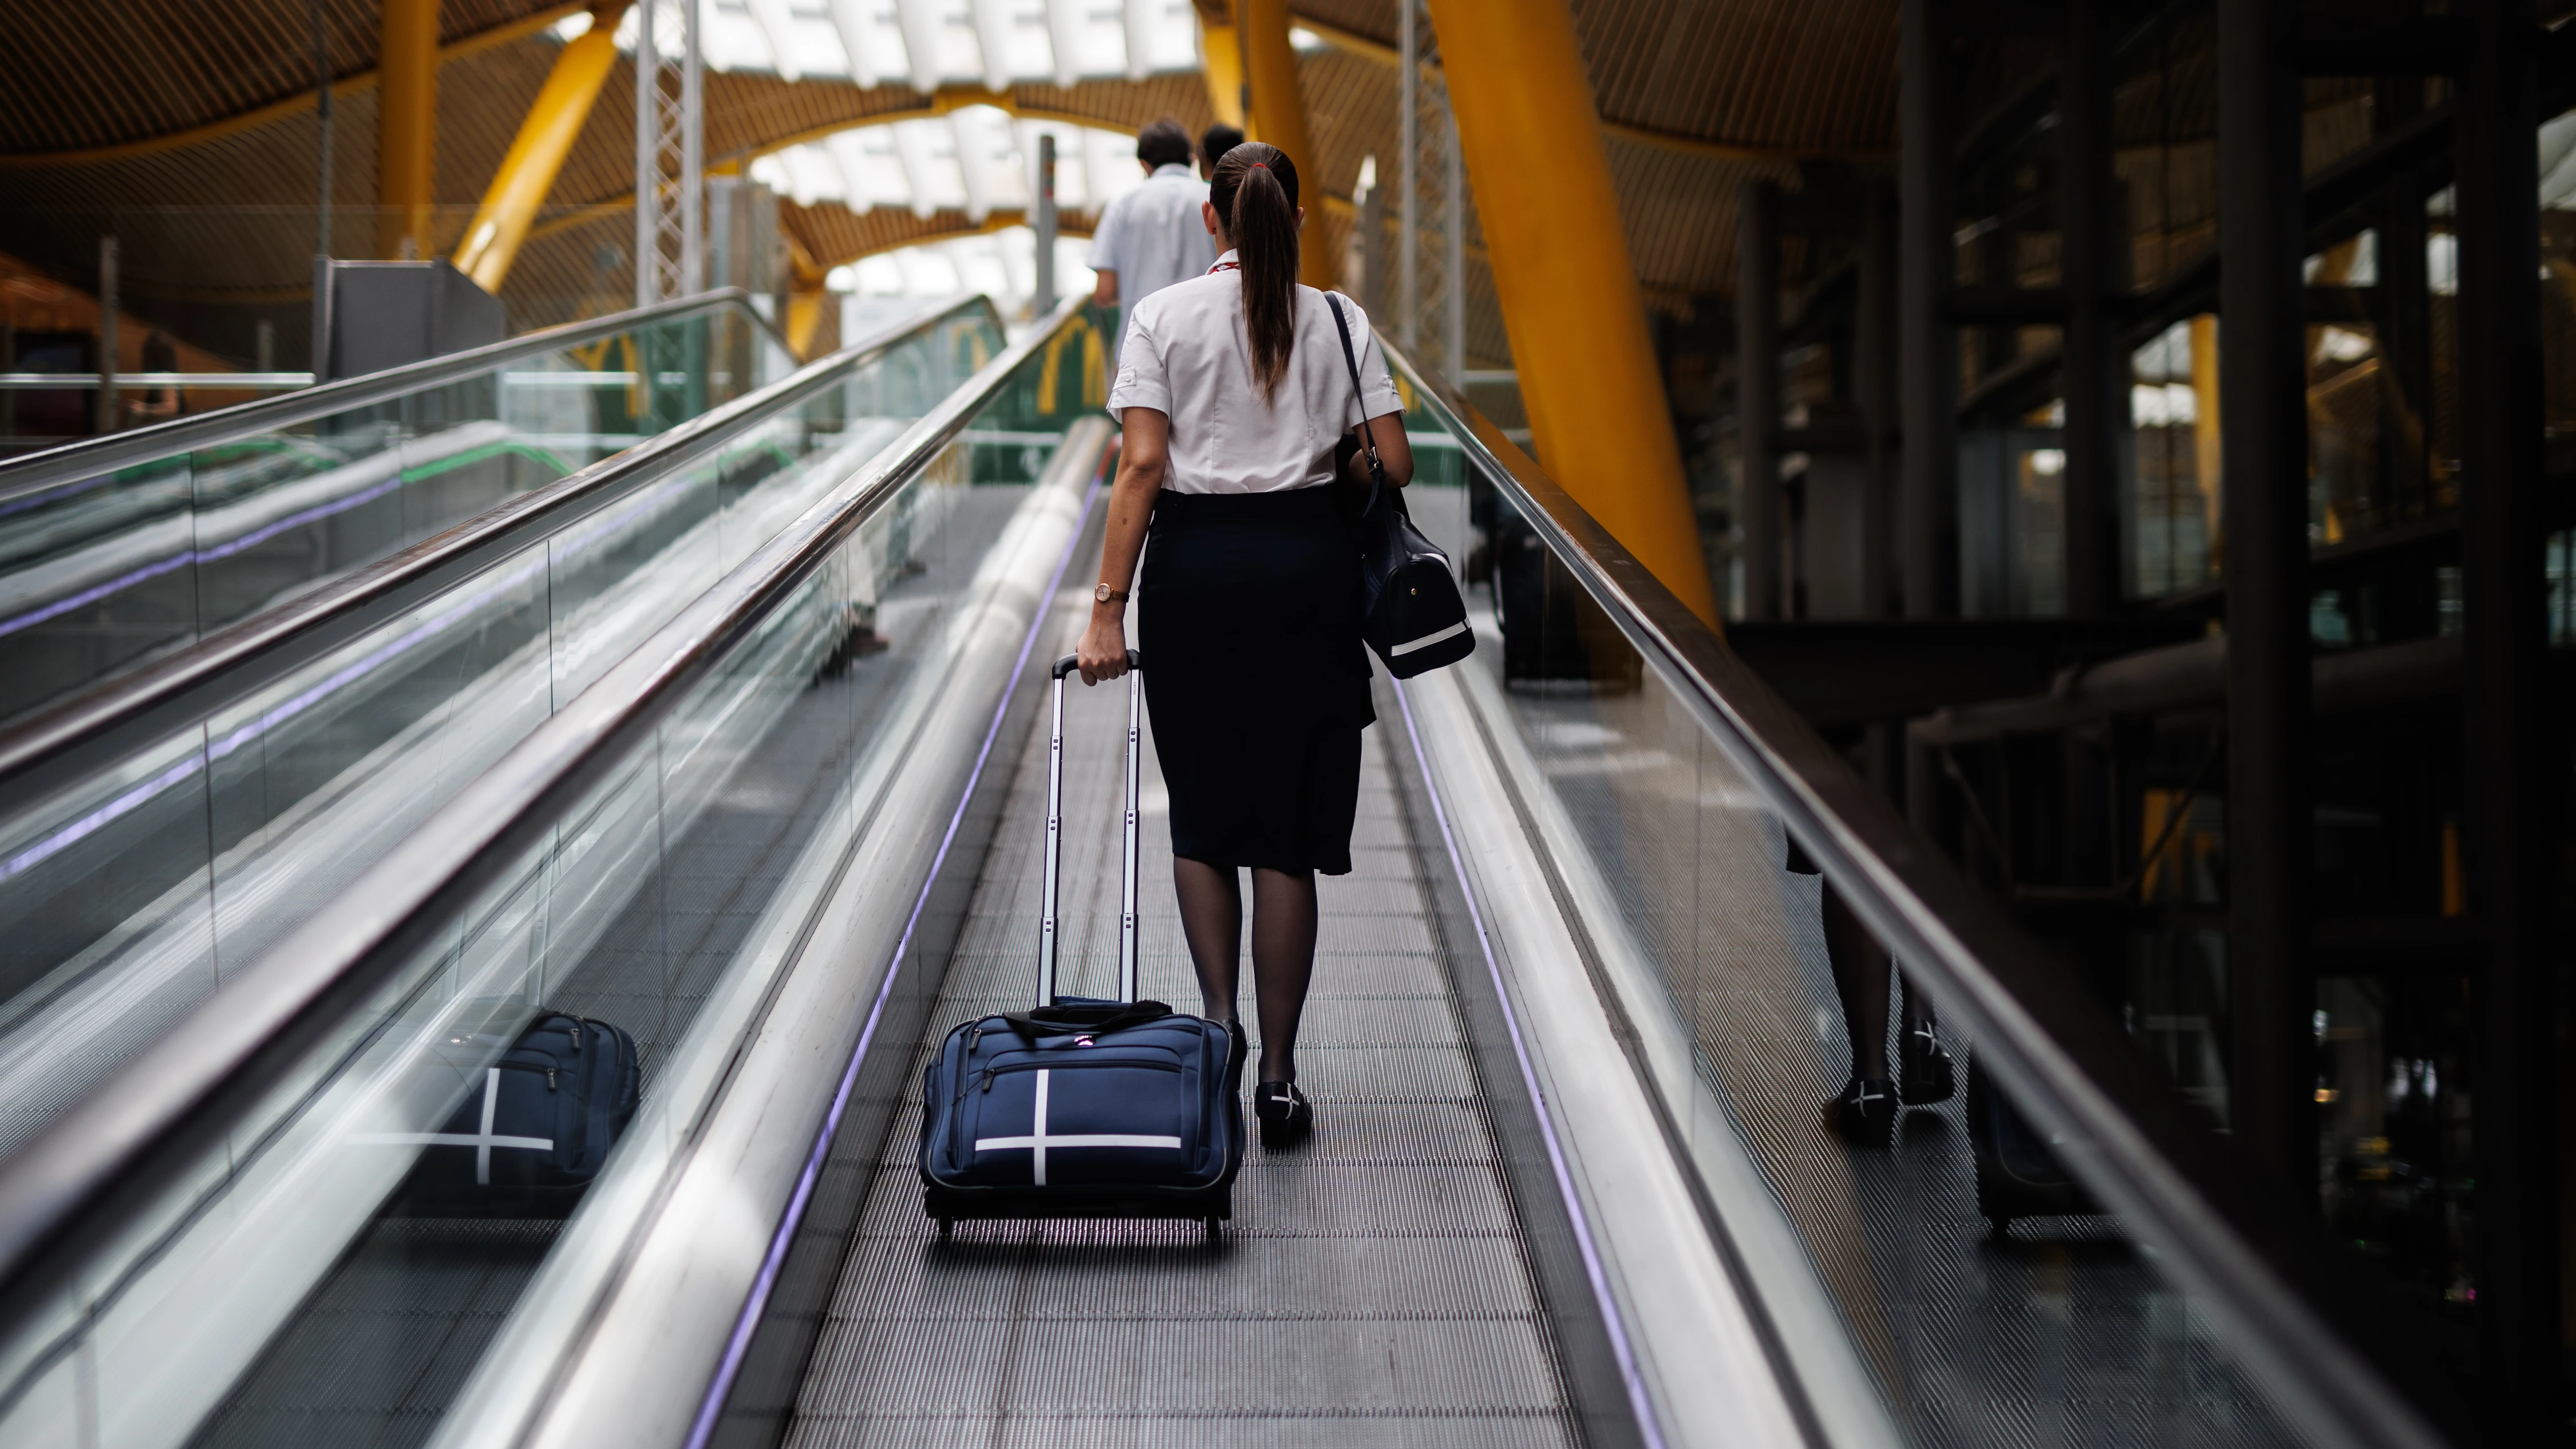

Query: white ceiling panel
left=831, top=227, right=1097, bottom=318
left=621, top=0, right=1197, bottom=89
left=756, top=110, right=1148, bottom=226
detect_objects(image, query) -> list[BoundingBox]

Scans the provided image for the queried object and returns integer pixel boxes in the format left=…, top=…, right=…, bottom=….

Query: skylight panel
left=889, top=118, right=970, bottom=215
left=825, top=0, right=908, bottom=86
left=826, top=128, right=915, bottom=210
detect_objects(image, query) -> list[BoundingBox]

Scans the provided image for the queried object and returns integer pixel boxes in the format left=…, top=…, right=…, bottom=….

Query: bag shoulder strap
left=1324, top=293, right=1385, bottom=516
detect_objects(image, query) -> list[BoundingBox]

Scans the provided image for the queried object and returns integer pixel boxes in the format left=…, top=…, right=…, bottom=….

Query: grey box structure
left=315, top=260, right=505, bottom=382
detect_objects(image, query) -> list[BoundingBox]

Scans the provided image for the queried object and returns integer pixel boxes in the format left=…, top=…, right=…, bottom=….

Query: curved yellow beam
left=455, top=2, right=631, bottom=291
left=1242, top=0, right=1334, bottom=286
left=1423, top=0, right=1718, bottom=624
left=1198, top=10, right=1247, bottom=129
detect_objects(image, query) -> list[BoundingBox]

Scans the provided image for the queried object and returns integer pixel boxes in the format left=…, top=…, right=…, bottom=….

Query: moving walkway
left=0, top=293, right=2449, bottom=1448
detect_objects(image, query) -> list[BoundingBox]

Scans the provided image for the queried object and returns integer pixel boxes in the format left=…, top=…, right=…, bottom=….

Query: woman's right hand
left=1077, top=609, right=1128, bottom=685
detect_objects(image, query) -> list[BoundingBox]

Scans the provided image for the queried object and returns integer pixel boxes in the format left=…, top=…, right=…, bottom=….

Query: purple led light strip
left=0, top=468, right=412, bottom=641
left=682, top=464, right=1104, bottom=1449
left=1391, top=676, right=1669, bottom=1449
left=0, top=552, right=548, bottom=887
left=0, top=467, right=704, bottom=886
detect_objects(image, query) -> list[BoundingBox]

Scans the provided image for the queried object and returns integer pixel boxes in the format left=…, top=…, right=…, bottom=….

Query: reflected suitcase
left=386, top=1011, right=639, bottom=1217
left=918, top=651, right=1244, bottom=1238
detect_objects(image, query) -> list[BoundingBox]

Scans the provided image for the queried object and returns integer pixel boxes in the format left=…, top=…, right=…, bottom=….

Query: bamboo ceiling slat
left=0, top=0, right=556, bottom=155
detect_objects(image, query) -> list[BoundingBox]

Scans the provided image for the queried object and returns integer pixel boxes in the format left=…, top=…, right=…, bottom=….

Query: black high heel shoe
left=1254, top=1080, right=1313, bottom=1149
left=1827, top=1077, right=1895, bottom=1144
left=1224, top=1020, right=1249, bottom=1088
left=1899, top=1023, right=1955, bottom=1105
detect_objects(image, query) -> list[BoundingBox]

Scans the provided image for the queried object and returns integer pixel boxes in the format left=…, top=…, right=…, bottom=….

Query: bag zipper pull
left=967, top=1025, right=983, bottom=1055
left=547, top=1066, right=558, bottom=1091
left=978, top=1067, right=995, bottom=1093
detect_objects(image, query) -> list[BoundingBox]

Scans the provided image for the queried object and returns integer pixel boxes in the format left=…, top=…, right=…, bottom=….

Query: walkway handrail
left=0, top=294, right=1091, bottom=1358
left=1376, top=339, right=2447, bottom=1449
left=0, top=295, right=991, bottom=802
left=0, top=287, right=789, bottom=507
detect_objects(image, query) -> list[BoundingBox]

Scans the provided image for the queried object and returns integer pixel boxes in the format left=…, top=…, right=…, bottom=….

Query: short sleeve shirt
left=1086, top=164, right=1218, bottom=305
left=1106, top=251, right=1406, bottom=495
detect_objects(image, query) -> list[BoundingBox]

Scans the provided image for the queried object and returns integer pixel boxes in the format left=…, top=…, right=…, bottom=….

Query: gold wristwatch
left=1095, top=583, right=1129, bottom=605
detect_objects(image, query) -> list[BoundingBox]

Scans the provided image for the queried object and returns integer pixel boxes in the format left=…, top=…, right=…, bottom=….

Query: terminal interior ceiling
left=0, top=1, right=2571, bottom=1447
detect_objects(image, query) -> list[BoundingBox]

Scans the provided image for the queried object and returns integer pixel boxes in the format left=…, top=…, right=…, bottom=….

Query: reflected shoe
left=1899, top=1024, right=1956, bottom=1105
left=1828, top=1077, right=1895, bottom=1144
left=1254, top=1080, right=1313, bottom=1150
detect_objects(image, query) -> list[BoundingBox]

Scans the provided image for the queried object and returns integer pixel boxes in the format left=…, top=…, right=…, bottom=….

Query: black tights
left=1823, top=883, right=1930, bottom=1082
left=1173, top=856, right=1317, bottom=1083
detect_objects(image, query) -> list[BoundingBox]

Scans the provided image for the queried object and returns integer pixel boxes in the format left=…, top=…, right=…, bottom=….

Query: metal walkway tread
left=784, top=609, right=1580, bottom=1448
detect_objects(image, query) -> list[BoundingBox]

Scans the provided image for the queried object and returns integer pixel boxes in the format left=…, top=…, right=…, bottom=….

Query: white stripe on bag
left=973, top=1068, right=1183, bottom=1186
left=350, top=1067, right=554, bottom=1184
left=1389, top=619, right=1468, bottom=656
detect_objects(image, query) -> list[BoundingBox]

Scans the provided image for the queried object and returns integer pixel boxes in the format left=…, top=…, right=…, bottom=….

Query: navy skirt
left=1138, top=487, right=1374, bottom=876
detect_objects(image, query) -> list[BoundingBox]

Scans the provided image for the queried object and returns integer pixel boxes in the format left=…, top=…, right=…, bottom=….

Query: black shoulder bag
left=1323, top=294, right=1475, bottom=678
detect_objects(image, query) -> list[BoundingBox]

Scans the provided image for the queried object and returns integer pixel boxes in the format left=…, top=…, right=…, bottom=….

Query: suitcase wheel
left=1985, top=1213, right=2012, bottom=1239
left=937, top=1217, right=954, bottom=1242
left=1202, top=1216, right=1223, bottom=1243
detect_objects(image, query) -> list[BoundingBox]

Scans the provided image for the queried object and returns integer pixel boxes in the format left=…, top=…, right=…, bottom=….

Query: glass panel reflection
left=0, top=310, right=997, bottom=1169
left=0, top=301, right=799, bottom=727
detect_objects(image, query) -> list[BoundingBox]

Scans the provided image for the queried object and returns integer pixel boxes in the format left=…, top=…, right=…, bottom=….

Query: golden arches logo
left=1037, top=313, right=1108, bottom=416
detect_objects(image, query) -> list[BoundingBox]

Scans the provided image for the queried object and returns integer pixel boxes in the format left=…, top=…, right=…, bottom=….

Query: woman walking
left=1076, top=142, right=1411, bottom=1150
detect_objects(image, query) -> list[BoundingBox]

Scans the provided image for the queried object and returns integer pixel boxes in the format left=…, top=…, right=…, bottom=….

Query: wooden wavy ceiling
left=0, top=0, right=1914, bottom=351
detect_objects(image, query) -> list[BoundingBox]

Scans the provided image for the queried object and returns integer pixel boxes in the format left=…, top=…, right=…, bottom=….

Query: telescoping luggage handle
left=1041, top=650, right=1144, bottom=1008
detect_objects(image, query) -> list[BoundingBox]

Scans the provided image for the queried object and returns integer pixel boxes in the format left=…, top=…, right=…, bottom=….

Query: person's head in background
left=1135, top=117, right=1194, bottom=176
left=1197, top=123, right=1244, bottom=179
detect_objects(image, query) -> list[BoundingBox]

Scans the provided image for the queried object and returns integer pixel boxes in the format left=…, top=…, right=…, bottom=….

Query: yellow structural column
left=1421, top=0, right=1718, bottom=623
left=378, top=0, right=441, bottom=260
left=1240, top=0, right=1334, bottom=287
left=454, top=2, right=630, bottom=292
left=1197, top=7, right=1247, bottom=131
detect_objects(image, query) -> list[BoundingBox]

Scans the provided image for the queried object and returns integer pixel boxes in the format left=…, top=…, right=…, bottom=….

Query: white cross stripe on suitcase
left=973, top=1068, right=1182, bottom=1186
left=350, top=1067, right=556, bottom=1184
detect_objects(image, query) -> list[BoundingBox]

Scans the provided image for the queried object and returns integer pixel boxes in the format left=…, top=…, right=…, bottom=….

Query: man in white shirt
left=1088, top=119, right=1216, bottom=310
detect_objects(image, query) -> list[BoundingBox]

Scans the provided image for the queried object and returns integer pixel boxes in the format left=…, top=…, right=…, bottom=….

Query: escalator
left=0, top=295, right=2448, bottom=1449
left=0, top=290, right=793, bottom=726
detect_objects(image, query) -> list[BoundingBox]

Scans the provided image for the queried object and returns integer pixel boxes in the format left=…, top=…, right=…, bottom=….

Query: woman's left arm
left=1076, top=408, right=1168, bottom=684
left=1343, top=409, right=1414, bottom=488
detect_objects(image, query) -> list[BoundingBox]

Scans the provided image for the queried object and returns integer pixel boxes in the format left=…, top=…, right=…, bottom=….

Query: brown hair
left=1208, top=143, right=1301, bottom=404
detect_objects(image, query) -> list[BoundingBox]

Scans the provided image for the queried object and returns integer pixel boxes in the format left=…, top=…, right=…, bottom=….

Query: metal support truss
left=634, top=0, right=704, bottom=306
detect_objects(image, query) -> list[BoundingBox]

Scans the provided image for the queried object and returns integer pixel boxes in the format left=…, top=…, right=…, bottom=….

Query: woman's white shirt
left=1105, top=251, right=1405, bottom=494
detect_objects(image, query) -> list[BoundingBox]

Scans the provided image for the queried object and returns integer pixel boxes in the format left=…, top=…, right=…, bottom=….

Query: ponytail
left=1208, top=143, right=1301, bottom=404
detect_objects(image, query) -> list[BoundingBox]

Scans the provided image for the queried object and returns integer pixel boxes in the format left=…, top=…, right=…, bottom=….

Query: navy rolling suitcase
left=919, top=652, right=1245, bottom=1238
